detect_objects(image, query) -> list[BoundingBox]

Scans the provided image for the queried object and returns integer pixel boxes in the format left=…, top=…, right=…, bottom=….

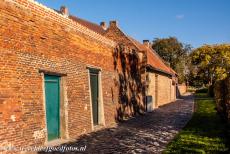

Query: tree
left=152, top=37, right=191, bottom=83
left=190, top=44, right=230, bottom=86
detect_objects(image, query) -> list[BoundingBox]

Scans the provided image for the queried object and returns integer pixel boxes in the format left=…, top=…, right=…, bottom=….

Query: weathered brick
left=0, top=0, right=178, bottom=151
left=104, top=20, right=177, bottom=110
left=0, top=0, right=117, bottom=149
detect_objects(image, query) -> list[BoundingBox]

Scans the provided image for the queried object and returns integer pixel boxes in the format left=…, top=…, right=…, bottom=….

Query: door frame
left=87, top=67, right=105, bottom=129
left=41, top=71, right=68, bottom=144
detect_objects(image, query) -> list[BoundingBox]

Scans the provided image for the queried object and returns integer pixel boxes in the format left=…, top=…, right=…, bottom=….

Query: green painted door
left=44, top=75, right=60, bottom=141
left=90, top=71, right=99, bottom=125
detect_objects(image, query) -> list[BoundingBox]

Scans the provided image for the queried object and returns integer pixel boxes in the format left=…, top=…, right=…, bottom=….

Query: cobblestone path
left=41, top=93, right=194, bottom=154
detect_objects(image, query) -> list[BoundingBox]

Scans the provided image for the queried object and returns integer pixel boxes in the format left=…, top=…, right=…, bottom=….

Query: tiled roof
left=69, top=15, right=106, bottom=35
left=66, top=14, right=176, bottom=76
left=146, top=49, right=172, bottom=74
left=127, top=36, right=146, bottom=51
left=127, top=37, right=175, bottom=75
left=169, top=67, right=177, bottom=76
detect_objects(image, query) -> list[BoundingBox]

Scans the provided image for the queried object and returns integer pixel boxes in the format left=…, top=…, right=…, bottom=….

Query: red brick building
left=104, top=21, right=177, bottom=111
left=0, top=0, right=177, bottom=148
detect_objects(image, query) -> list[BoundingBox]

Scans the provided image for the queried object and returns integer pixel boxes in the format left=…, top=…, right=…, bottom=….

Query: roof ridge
left=126, top=36, right=146, bottom=51
left=149, top=48, right=177, bottom=74
left=69, top=15, right=106, bottom=35
left=70, top=15, right=102, bottom=29
left=125, top=36, right=174, bottom=75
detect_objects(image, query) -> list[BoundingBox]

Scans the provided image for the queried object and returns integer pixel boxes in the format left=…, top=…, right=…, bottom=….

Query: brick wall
left=147, top=72, right=174, bottom=108
left=171, top=76, right=177, bottom=102
left=105, top=23, right=147, bottom=119
left=104, top=21, right=138, bottom=51
left=0, top=0, right=178, bottom=149
left=178, top=84, right=187, bottom=95
left=0, top=0, right=117, bottom=147
left=157, top=75, right=173, bottom=106
left=105, top=21, right=177, bottom=111
left=147, top=73, right=156, bottom=108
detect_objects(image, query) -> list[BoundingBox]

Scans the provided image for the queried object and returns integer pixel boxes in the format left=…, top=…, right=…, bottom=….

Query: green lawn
left=164, top=93, right=229, bottom=154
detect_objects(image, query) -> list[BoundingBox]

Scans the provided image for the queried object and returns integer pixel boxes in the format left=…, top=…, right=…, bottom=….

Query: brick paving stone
left=39, top=93, right=194, bottom=154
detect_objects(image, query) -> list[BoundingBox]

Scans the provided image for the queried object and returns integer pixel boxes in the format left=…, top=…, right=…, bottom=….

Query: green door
left=44, top=75, right=60, bottom=141
left=90, top=71, right=99, bottom=125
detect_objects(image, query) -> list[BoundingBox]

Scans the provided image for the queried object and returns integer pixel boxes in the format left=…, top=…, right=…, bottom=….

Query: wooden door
left=90, top=71, right=99, bottom=125
left=44, top=75, right=60, bottom=141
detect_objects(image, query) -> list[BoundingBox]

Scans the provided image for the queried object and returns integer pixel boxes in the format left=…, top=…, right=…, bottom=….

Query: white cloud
left=176, top=14, right=185, bottom=20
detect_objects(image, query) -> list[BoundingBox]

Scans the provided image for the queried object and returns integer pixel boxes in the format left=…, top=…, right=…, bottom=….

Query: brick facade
left=104, top=21, right=147, bottom=119
left=104, top=21, right=177, bottom=110
left=146, top=72, right=176, bottom=108
left=0, top=0, right=118, bottom=148
left=156, top=74, right=172, bottom=106
left=0, top=0, right=178, bottom=149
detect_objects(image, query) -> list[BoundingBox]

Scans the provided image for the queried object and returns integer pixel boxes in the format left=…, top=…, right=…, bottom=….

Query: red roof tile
left=69, top=15, right=106, bottom=35
left=127, top=37, right=175, bottom=75
left=127, top=36, right=146, bottom=51
left=146, top=48, right=172, bottom=74
left=62, top=12, right=176, bottom=76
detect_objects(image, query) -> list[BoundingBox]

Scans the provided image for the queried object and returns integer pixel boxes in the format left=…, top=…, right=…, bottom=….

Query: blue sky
left=37, top=0, right=230, bottom=48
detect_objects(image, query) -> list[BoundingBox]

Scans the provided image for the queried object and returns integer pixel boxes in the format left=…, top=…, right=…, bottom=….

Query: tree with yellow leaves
left=190, top=44, right=230, bottom=86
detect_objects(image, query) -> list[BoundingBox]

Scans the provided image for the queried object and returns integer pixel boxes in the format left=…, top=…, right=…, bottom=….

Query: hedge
left=214, top=75, right=230, bottom=122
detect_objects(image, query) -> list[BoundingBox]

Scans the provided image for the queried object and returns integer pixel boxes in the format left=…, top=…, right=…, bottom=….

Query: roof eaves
left=146, top=64, right=173, bottom=76
left=148, top=47, right=177, bottom=75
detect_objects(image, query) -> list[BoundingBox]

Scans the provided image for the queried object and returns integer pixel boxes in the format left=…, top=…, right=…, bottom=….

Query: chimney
left=100, top=22, right=107, bottom=30
left=109, top=20, right=118, bottom=27
left=143, top=40, right=150, bottom=47
left=60, top=6, right=69, bottom=17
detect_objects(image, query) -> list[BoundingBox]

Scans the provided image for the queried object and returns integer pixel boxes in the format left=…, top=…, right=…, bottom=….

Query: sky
left=37, top=0, right=230, bottom=48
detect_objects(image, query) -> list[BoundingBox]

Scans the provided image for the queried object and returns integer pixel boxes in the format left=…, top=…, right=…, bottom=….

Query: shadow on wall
left=113, top=44, right=146, bottom=121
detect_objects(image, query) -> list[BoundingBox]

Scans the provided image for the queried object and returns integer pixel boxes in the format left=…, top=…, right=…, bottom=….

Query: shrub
left=208, top=84, right=214, bottom=97
left=224, top=76, right=230, bottom=122
left=196, top=88, right=208, bottom=93
left=214, top=80, right=225, bottom=118
left=214, top=75, right=230, bottom=122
